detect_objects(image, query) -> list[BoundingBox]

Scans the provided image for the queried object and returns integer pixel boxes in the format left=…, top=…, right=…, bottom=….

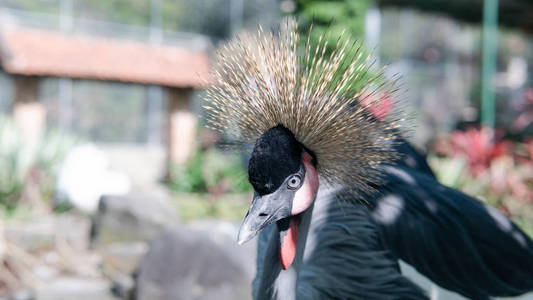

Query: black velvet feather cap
left=248, top=125, right=302, bottom=195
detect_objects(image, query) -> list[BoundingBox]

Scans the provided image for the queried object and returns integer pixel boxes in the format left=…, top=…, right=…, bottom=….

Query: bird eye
left=287, top=175, right=302, bottom=189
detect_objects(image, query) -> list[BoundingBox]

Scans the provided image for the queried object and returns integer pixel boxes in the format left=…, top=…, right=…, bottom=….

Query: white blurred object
left=507, top=57, right=527, bottom=89
left=496, top=56, right=527, bottom=89
left=56, top=144, right=131, bottom=213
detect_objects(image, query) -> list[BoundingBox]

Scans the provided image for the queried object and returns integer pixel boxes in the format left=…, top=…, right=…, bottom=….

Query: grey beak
left=237, top=193, right=270, bottom=245
left=237, top=190, right=293, bottom=245
left=237, top=212, right=260, bottom=245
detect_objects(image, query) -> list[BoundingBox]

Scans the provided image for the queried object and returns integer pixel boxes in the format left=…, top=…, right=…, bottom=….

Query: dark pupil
left=291, top=179, right=296, bottom=184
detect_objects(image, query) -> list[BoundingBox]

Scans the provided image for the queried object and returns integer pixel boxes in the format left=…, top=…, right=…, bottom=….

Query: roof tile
left=0, top=27, right=210, bottom=88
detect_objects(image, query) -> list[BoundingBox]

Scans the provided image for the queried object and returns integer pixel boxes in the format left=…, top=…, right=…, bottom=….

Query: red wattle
left=280, top=218, right=299, bottom=270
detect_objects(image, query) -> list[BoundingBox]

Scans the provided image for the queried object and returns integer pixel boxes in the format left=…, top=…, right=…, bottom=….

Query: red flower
left=446, top=128, right=510, bottom=176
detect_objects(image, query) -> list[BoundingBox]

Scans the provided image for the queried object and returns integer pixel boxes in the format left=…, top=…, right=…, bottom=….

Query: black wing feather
left=371, top=165, right=533, bottom=299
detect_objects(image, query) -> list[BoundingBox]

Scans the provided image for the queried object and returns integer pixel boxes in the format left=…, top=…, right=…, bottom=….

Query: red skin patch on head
left=291, top=153, right=319, bottom=215
left=279, top=152, right=319, bottom=270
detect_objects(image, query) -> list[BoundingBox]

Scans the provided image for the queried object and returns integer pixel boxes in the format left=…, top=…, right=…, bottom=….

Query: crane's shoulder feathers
left=253, top=186, right=427, bottom=300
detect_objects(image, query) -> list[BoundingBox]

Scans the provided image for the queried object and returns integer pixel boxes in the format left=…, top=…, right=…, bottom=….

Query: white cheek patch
left=291, top=153, right=319, bottom=215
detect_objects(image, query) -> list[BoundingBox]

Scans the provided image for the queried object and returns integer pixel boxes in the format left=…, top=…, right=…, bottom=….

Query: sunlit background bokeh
left=0, top=0, right=530, bottom=299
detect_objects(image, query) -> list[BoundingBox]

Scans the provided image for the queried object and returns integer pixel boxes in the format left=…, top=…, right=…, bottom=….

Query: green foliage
left=34, top=130, right=80, bottom=201
left=201, top=148, right=251, bottom=193
left=293, top=0, right=380, bottom=97
left=168, top=147, right=251, bottom=194
left=0, top=117, right=26, bottom=209
left=74, top=0, right=151, bottom=26
left=75, top=0, right=231, bottom=37
left=169, top=149, right=207, bottom=193
left=295, top=0, right=372, bottom=51
left=0, top=115, right=78, bottom=211
left=173, top=192, right=250, bottom=221
left=0, top=0, right=60, bottom=14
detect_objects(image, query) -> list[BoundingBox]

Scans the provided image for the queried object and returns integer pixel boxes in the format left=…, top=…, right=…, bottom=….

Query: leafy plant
left=202, top=148, right=251, bottom=195
left=295, top=0, right=372, bottom=48
left=168, top=146, right=251, bottom=195
left=430, top=127, right=533, bottom=237
left=168, top=149, right=207, bottom=193
left=0, top=115, right=78, bottom=211
left=434, top=127, right=510, bottom=176
left=33, top=130, right=80, bottom=202
left=173, top=193, right=250, bottom=221
left=0, top=116, right=27, bottom=209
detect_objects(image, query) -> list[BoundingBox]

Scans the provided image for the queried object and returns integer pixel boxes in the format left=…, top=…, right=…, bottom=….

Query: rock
left=4, top=214, right=91, bottom=252
left=92, top=193, right=178, bottom=300
left=109, top=272, right=135, bottom=300
left=99, top=242, right=148, bottom=275
left=188, top=219, right=256, bottom=277
left=9, top=289, right=35, bottom=300
left=134, top=224, right=255, bottom=300
left=96, top=242, right=148, bottom=300
left=91, top=193, right=178, bottom=245
left=35, top=277, right=118, bottom=300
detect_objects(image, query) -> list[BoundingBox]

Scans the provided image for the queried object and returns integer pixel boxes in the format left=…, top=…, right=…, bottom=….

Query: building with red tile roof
left=0, top=26, right=211, bottom=174
left=0, top=27, right=209, bottom=87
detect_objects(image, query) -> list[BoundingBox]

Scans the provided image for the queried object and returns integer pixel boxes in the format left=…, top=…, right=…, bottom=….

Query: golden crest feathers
left=204, top=18, right=405, bottom=196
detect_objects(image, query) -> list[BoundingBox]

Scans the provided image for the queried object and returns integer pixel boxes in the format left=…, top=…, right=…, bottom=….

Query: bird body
left=371, top=163, right=533, bottom=299
left=205, top=18, right=533, bottom=300
left=252, top=158, right=533, bottom=299
left=253, top=182, right=427, bottom=300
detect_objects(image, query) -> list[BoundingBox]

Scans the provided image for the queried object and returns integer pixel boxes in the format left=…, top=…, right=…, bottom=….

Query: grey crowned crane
left=204, top=20, right=533, bottom=299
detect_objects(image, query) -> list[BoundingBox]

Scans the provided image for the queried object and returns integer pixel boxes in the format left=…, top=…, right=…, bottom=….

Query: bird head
left=237, top=125, right=319, bottom=244
left=204, top=19, right=405, bottom=258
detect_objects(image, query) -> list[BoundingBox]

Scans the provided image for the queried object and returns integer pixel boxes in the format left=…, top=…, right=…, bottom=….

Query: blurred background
left=0, top=0, right=530, bottom=299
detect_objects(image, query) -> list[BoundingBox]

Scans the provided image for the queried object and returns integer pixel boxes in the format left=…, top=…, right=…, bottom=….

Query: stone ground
left=0, top=192, right=532, bottom=300
left=0, top=213, right=120, bottom=300
left=0, top=192, right=255, bottom=300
